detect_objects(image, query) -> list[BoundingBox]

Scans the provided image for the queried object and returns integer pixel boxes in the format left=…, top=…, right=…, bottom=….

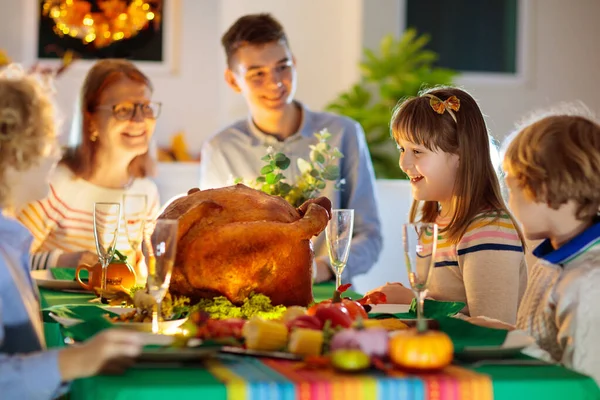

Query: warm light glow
left=83, top=15, right=93, bottom=26
left=42, top=0, right=162, bottom=48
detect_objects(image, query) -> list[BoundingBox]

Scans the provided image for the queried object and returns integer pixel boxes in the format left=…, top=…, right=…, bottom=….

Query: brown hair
left=391, top=87, right=524, bottom=244
left=221, top=13, right=288, bottom=67
left=61, top=59, right=154, bottom=179
left=504, top=114, right=600, bottom=220
left=0, top=67, right=57, bottom=206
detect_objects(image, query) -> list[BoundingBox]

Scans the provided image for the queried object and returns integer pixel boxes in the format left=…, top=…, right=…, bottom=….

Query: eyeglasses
left=96, top=101, right=162, bottom=121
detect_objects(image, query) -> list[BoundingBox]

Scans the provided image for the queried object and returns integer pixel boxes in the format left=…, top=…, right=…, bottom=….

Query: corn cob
left=243, top=318, right=289, bottom=351
left=288, top=328, right=324, bottom=356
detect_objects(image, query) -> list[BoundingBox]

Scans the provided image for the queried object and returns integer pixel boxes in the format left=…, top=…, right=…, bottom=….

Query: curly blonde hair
left=0, top=65, right=58, bottom=206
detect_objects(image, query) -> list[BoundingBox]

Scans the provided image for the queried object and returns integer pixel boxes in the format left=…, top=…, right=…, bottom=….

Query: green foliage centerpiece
left=236, top=129, right=345, bottom=207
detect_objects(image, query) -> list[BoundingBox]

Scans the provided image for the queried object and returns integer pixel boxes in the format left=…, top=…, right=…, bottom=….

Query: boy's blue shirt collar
left=533, top=220, right=600, bottom=265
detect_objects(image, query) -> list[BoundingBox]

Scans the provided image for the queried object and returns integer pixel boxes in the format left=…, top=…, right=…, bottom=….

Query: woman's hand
left=366, top=282, right=415, bottom=304
left=57, top=251, right=98, bottom=268
left=58, top=329, right=144, bottom=381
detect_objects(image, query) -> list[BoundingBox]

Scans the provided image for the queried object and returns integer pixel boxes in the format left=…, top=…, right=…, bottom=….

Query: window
left=405, top=0, right=518, bottom=74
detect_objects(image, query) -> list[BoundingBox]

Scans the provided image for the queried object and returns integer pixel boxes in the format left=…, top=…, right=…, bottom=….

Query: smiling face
left=91, top=77, right=156, bottom=160
left=225, top=41, right=297, bottom=115
left=398, top=139, right=459, bottom=205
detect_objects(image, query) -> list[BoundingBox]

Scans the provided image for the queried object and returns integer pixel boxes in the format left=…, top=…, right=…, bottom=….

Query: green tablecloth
left=39, top=286, right=600, bottom=400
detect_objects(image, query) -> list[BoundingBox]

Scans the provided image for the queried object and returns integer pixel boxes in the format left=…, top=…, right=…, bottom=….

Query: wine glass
left=93, top=202, right=121, bottom=303
left=403, top=223, right=438, bottom=332
left=325, top=209, right=354, bottom=289
left=122, top=193, right=148, bottom=263
left=142, top=219, right=178, bottom=334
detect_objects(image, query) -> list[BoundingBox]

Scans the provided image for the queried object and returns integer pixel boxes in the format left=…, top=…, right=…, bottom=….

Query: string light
left=42, top=0, right=162, bottom=48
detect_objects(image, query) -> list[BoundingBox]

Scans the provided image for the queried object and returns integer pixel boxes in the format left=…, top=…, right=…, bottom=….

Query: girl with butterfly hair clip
left=0, top=66, right=144, bottom=399
left=366, top=87, right=527, bottom=325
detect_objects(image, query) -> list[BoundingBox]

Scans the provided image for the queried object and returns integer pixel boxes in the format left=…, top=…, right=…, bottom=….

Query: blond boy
left=503, top=113, right=600, bottom=384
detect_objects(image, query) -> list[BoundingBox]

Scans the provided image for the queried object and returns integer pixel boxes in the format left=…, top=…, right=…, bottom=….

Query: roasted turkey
left=158, top=184, right=331, bottom=306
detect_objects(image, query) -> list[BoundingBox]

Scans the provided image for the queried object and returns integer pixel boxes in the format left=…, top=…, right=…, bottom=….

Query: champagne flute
left=403, top=223, right=438, bottom=332
left=142, top=219, right=178, bottom=334
left=326, top=209, right=354, bottom=289
left=122, top=194, right=148, bottom=262
left=93, top=202, right=121, bottom=303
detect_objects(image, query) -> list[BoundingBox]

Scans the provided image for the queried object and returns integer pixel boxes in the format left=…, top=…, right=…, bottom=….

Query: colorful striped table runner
left=205, top=356, right=493, bottom=400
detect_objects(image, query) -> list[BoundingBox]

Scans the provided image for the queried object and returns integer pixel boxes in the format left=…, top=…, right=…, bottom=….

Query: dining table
left=39, top=284, right=600, bottom=400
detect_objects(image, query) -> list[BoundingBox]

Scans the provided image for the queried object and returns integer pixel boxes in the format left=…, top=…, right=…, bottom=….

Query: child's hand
left=366, top=282, right=415, bottom=304
left=58, top=329, right=144, bottom=381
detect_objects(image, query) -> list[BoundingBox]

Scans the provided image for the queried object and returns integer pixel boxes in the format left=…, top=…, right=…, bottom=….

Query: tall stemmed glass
left=142, top=219, right=178, bottom=334
left=403, top=223, right=438, bottom=332
left=122, top=194, right=148, bottom=263
left=93, top=202, right=121, bottom=303
left=326, top=209, right=354, bottom=289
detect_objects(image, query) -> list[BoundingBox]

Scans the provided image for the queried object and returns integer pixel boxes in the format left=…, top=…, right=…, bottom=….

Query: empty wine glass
left=122, top=193, right=148, bottom=262
left=142, top=219, right=178, bottom=334
left=326, top=209, right=354, bottom=289
left=403, top=223, right=438, bottom=332
left=93, top=202, right=121, bottom=303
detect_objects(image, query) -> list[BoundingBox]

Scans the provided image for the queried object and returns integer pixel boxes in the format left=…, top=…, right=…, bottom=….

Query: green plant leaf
left=316, top=180, right=327, bottom=190
left=260, top=165, right=274, bottom=175
left=311, top=151, right=325, bottom=164
left=322, top=165, right=340, bottom=180
left=256, top=176, right=266, bottom=183
left=274, top=153, right=287, bottom=162
left=261, top=154, right=272, bottom=162
left=279, top=183, right=292, bottom=195
left=265, top=172, right=278, bottom=184
left=275, top=157, right=290, bottom=170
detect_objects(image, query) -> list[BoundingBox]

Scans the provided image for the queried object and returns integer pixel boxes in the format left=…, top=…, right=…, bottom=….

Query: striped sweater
left=428, top=212, right=527, bottom=324
left=16, top=164, right=160, bottom=270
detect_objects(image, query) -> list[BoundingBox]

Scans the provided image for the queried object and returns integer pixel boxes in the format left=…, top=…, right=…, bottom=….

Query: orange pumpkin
left=389, top=329, right=454, bottom=370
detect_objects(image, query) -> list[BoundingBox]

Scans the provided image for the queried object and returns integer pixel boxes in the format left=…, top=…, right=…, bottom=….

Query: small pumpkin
left=389, top=329, right=454, bottom=370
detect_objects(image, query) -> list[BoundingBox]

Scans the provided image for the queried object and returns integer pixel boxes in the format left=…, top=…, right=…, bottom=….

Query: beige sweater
left=517, top=238, right=600, bottom=385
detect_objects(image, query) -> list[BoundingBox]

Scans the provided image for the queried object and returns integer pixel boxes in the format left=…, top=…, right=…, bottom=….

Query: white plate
left=368, top=304, right=411, bottom=314
left=49, top=306, right=188, bottom=334
left=31, top=269, right=85, bottom=291
left=459, top=330, right=536, bottom=359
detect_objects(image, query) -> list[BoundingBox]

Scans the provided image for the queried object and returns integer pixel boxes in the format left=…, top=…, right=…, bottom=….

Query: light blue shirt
left=200, top=102, right=383, bottom=280
left=0, top=210, right=66, bottom=399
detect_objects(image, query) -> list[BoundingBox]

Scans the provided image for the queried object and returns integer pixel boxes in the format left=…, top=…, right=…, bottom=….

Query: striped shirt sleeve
left=17, top=186, right=61, bottom=270
left=457, top=214, right=527, bottom=324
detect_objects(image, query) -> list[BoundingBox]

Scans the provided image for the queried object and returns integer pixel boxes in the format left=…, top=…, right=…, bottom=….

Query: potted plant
left=326, top=29, right=458, bottom=179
